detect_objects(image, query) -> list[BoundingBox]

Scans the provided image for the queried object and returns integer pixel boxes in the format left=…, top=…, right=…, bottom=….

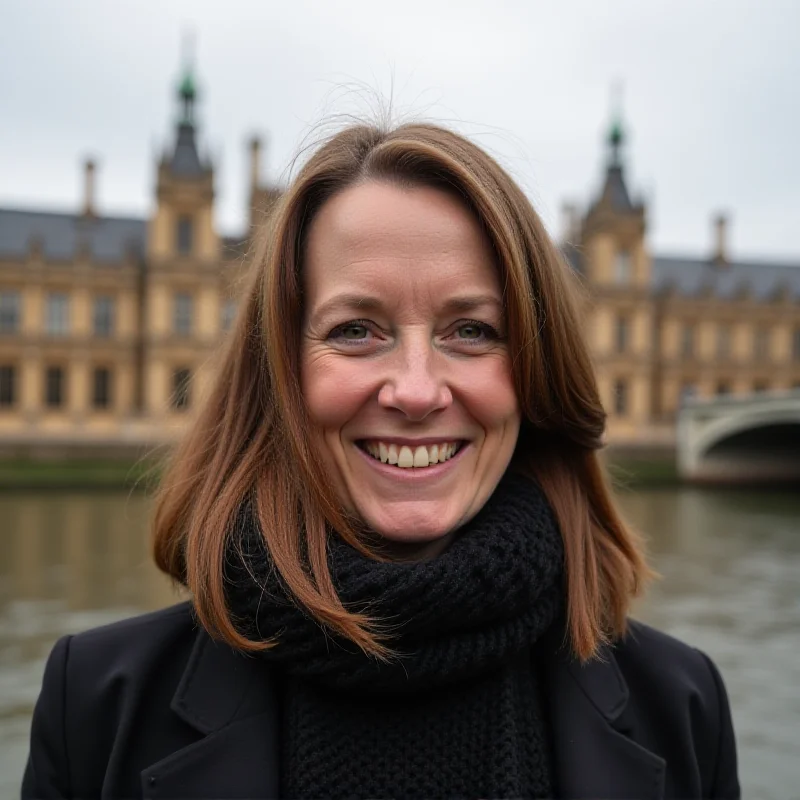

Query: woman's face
left=301, top=180, right=521, bottom=549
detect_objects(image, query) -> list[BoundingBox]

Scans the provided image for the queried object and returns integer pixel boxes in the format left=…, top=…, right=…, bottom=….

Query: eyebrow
left=310, top=293, right=504, bottom=322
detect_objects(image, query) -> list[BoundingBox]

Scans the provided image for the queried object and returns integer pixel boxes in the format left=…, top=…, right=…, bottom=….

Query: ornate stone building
left=0, top=73, right=799, bottom=456
left=565, top=118, right=800, bottom=446
left=0, top=69, right=273, bottom=457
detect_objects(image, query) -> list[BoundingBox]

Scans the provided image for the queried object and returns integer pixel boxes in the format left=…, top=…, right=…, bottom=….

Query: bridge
left=677, top=390, right=800, bottom=483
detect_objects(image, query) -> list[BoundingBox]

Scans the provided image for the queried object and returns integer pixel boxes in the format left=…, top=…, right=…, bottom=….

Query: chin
left=359, top=507, right=458, bottom=545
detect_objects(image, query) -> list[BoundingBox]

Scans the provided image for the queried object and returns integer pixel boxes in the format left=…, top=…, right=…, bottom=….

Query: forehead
left=303, top=181, right=501, bottom=305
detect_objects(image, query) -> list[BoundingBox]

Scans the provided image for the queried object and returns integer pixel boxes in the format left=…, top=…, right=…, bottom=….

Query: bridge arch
left=678, top=393, right=800, bottom=483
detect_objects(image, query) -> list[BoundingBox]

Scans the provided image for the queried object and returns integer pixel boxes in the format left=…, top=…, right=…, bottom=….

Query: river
left=1, top=486, right=798, bottom=798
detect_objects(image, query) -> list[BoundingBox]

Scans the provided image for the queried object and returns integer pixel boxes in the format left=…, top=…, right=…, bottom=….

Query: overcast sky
left=2, top=0, right=798, bottom=260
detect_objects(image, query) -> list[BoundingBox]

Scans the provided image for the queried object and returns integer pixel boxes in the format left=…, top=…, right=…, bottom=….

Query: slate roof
left=0, top=208, right=146, bottom=263
left=652, top=255, right=800, bottom=300
left=169, top=123, right=207, bottom=178
left=602, top=166, right=634, bottom=213
left=559, top=243, right=800, bottom=299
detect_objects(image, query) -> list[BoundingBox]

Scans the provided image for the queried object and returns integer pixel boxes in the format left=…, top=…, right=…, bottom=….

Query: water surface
left=1, top=487, right=797, bottom=798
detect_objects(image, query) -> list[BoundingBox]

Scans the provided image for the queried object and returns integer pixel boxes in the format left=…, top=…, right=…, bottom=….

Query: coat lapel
left=141, top=629, right=280, bottom=799
left=141, top=621, right=666, bottom=799
left=541, top=629, right=666, bottom=800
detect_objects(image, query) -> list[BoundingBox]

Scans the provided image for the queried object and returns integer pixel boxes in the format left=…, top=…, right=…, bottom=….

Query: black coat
left=22, top=601, right=739, bottom=799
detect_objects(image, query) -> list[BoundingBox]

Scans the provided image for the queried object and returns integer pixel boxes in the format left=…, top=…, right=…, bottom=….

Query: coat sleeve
left=21, top=635, right=73, bottom=799
left=699, top=650, right=740, bottom=800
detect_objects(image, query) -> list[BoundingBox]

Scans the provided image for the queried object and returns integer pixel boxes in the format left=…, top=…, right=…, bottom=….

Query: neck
left=370, top=529, right=461, bottom=563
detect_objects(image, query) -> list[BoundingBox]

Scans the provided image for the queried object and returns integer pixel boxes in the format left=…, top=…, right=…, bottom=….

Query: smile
left=356, top=440, right=466, bottom=469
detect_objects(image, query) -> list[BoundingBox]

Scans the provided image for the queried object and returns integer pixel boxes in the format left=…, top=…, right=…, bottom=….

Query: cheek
left=301, top=353, right=376, bottom=430
left=458, top=358, right=520, bottom=429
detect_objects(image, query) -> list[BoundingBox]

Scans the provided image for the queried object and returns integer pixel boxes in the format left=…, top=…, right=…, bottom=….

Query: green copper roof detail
left=607, top=113, right=625, bottom=168
left=178, top=70, right=196, bottom=101
left=177, top=66, right=197, bottom=125
left=608, top=118, right=624, bottom=147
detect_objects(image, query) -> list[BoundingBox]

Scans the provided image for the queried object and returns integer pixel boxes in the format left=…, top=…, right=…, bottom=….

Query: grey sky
left=2, top=0, right=798, bottom=260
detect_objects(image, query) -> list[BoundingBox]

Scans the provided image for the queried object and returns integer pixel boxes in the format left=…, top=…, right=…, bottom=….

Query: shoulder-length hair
left=152, top=122, right=652, bottom=662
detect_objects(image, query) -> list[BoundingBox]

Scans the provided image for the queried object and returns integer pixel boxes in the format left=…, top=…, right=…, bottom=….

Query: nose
left=377, top=336, right=452, bottom=422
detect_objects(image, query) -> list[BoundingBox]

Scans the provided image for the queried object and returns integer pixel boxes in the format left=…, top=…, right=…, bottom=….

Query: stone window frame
left=173, top=292, right=193, bottom=337
left=613, top=378, right=628, bottom=416
left=680, top=321, right=695, bottom=359
left=92, top=366, right=112, bottom=410
left=45, top=365, right=65, bottom=408
left=0, top=290, right=21, bottom=334
left=614, top=314, right=630, bottom=354
left=716, top=322, right=731, bottom=360
left=93, top=295, right=116, bottom=338
left=753, top=326, right=771, bottom=361
left=614, top=250, right=632, bottom=284
left=176, top=215, right=194, bottom=256
left=0, top=365, right=15, bottom=407
left=45, top=292, right=70, bottom=336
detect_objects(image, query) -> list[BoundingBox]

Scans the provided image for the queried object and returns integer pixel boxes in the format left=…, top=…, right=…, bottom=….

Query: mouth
left=355, top=439, right=467, bottom=470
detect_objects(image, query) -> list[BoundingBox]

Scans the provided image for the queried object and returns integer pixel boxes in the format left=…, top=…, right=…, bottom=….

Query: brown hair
left=152, top=122, right=652, bottom=662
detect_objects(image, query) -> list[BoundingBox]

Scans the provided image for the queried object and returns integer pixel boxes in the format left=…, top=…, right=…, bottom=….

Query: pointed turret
left=148, top=51, right=218, bottom=264
left=578, top=92, right=649, bottom=289
left=593, top=113, right=636, bottom=214
left=166, top=64, right=207, bottom=178
left=584, top=99, right=645, bottom=237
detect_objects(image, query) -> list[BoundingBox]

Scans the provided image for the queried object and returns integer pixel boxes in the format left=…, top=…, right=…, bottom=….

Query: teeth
left=397, top=446, right=414, bottom=468
left=413, top=446, right=429, bottom=468
left=361, top=440, right=461, bottom=469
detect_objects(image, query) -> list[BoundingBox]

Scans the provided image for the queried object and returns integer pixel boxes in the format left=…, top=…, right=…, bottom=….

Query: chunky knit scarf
left=226, top=471, right=566, bottom=799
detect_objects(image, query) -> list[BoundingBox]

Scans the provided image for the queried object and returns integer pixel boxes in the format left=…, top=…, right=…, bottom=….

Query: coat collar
left=143, top=621, right=665, bottom=799
left=540, top=624, right=666, bottom=799
left=141, top=628, right=280, bottom=799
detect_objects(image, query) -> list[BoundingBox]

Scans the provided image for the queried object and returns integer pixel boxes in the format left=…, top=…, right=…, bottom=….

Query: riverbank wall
left=0, top=445, right=680, bottom=491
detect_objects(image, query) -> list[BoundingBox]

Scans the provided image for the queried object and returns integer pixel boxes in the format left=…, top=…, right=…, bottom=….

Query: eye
left=339, top=324, right=368, bottom=340
left=457, top=322, right=484, bottom=340
left=328, top=319, right=373, bottom=344
left=453, top=320, right=500, bottom=344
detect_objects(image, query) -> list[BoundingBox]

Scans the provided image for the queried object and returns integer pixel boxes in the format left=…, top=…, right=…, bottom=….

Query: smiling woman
left=301, top=182, right=520, bottom=556
left=23, top=123, right=739, bottom=799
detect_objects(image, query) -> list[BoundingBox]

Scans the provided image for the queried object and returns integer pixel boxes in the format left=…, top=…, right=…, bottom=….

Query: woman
left=23, top=123, right=739, bottom=799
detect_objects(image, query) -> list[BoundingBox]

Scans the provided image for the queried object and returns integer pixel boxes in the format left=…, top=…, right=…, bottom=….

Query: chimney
left=249, top=136, right=262, bottom=195
left=83, top=159, right=97, bottom=217
left=713, top=213, right=728, bottom=264
left=561, top=202, right=580, bottom=243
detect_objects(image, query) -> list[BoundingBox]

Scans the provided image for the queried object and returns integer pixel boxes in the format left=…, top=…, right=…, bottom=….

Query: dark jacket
left=22, top=601, right=739, bottom=800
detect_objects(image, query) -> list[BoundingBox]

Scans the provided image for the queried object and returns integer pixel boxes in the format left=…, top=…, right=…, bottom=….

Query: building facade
left=1, top=73, right=799, bottom=456
left=567, top=119, right=800, bottom=446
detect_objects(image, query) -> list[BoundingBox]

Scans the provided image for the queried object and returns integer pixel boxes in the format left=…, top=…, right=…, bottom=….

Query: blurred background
left=1, top=0, right=799, bottom=796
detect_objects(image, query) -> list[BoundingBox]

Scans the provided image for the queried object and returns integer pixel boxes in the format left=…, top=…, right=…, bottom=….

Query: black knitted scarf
left=226, top=471, right=566, bottom=799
